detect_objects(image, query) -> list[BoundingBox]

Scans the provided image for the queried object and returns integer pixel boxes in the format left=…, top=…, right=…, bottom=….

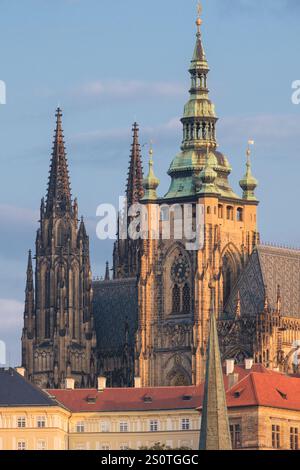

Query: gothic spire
left=46, top=108, right=72, bottom=215
left=25, top=250, right=33, bottom=292
left=105, top=261, right=110, bottom=281
left=126, top=123, right=144, bottom=207
left=199, top=284, right=232, bottom=450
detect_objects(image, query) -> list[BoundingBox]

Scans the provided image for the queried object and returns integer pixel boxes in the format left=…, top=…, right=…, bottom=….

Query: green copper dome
left=163, top=16, right=239, bottom=201
left=239, top=148, right=258, bottom=201
left=141, top=151, right=160, bottom=201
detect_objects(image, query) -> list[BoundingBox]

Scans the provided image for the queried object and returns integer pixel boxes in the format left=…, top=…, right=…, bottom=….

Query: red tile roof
left=45, top=365, right=300, bottom=413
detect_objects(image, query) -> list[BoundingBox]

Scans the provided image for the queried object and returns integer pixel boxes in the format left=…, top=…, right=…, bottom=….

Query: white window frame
left=100, top=421, right=110, bottom=433
left=150, top=420, right=159, bottom=432
left=76, top=421, right=85, bottom=433
left=17, top=440, right=26, bottom=451
left=119, top=421, right=129, bottom=433
left=120, top=443, right=129, bottom=450
left=17, top=416, right=26, bottom=428
left=37, top=416, right=46, bottom=428
left=37, top=439, right=47, bottom=451
left=181, top=418, right=190, bottom=431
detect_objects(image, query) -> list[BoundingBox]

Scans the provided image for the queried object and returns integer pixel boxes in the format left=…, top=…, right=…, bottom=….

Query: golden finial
left=196, top=1, right=203, bottom=32
left=149, top=140, right=154, bottom=163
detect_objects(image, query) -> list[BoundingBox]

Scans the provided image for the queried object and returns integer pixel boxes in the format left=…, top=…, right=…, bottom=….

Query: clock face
left=171, top=256, right=190, bottom=284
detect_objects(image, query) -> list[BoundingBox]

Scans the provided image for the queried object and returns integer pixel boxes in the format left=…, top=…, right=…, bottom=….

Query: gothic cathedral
left=22, top=11, right=300, bottom=389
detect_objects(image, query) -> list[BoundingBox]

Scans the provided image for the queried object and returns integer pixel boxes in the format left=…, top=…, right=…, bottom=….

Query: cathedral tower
left=135, top=8, right=259, bottom=387
left=113, top=122, right=144, bottom=279
left=21, top=108, right=97, bottom=388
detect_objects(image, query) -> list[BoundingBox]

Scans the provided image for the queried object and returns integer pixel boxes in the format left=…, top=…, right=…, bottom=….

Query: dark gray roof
left=225, top=245, right=300, bottom=319
left=93, top=278, right=138, bottom=353
left=0, top=368, right=57, bottom=407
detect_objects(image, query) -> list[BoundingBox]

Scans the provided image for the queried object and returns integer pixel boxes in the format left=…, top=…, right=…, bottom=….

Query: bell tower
left=135, top=6, right=259, bottom=386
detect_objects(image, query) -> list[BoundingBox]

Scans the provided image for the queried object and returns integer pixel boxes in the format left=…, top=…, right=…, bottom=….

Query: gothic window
left=57, top=223, right=65, bottom=246
left=237, top=207, right=243, bottom=222
left=170, top=255, right=191, bottom=316
left=226, top=206, right=234, bottom=220
left=45, top=310, right=50, bottom=339
left=172, top=284, right=180, bottom=313
left=182, top=283, right=191, bottom=314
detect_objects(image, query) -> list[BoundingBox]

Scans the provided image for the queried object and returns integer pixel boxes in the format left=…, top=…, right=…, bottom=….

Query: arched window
left=57, top=223, right=65, bottom=246
left=182, top=283, right=191, bottom=314
left=226, top=206, right=233, bottom=220
left=218, top=205, right=223, bottom=218
left=207, top=206, right=211, bottom=215
left=237, top=208, right=243, bottom=222
left=45, top=311, right=50, bottom=339
left=172, top=284, right=181, bottom=313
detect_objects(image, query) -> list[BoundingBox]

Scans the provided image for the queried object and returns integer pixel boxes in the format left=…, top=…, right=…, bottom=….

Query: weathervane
left=196, top=1, right=203, bottom=33
left=197, top=1, right=202, bottom=18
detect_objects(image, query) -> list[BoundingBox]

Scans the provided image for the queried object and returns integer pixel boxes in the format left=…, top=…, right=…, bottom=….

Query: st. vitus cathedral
left=22, top=11, right=300, bottom=389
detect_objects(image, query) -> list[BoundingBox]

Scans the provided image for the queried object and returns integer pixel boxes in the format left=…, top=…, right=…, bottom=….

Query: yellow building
left=2, top=366, right=300, bottom=450
left=0, top=368, right=69, bottom=450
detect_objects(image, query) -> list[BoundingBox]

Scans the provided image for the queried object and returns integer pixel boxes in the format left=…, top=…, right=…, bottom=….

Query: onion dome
left=198, top=146, right=218, bottom=195
left=141, top=147, right=160, bottom=201
left=239, top=142, right=258, bottom=201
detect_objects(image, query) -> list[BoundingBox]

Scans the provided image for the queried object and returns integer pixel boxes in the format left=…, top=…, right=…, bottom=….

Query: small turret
left=198, top=144, right=218, bottom=194
left=141, top=146, right=160, bottom=202
left=240, top=140, right=258, bottom=201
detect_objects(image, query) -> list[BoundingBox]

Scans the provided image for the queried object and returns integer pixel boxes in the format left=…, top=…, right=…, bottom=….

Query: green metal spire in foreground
left=199, top=285, right=232, bottom=451
left=141, top=146, right=160, bottom=202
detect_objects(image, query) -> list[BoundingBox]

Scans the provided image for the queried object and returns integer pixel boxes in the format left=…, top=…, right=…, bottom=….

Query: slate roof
left=225, top=244, right=300, bottom=319
left=0, top=368, right=57, bottom=407
left=93, top=278, right=138, bottom=354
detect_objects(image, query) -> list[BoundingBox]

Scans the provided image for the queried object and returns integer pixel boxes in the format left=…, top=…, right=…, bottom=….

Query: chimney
left=226, top=359, right=235, bottom=376
left=65, top=377, right=75, bottom=390
left=134, top=377, right=141, bottom=388
left=228, top=373, right=239, bottom=389
left=97, top=376, right=107, bottom=391
left=15, top=367, right=26, bottom=377
left=245, top=358, right=254, bottom=370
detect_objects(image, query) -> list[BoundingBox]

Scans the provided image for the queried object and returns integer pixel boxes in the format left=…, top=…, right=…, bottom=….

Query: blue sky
left=0, top=0, right=300, bottom=365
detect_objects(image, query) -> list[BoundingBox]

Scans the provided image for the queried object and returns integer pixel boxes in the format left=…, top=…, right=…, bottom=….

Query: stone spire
left=126, top=123, right=144, bottom=207
left=46, top=108, right=72, bottom=216
left=22, top=109, right=97, bottom=389
left=23, top=250, right=35, bottom=325
left=105, top=261, right=110, bottom=281
left=239, top=141, right=258, bottom=201
left=25, top=250, right=34, bottom=293
left=199, top=284, right=232, bottom=450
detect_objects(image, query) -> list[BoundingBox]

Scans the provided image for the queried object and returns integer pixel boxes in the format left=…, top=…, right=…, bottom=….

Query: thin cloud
left=72, top=80, right=185, bottom=100
left=0, top=299, right=23, bottom=331
left=0, top=204, right=38, bottom=227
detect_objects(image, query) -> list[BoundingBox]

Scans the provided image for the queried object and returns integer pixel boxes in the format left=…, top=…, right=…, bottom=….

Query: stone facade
left=21, top=108, right=97, bottom=388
